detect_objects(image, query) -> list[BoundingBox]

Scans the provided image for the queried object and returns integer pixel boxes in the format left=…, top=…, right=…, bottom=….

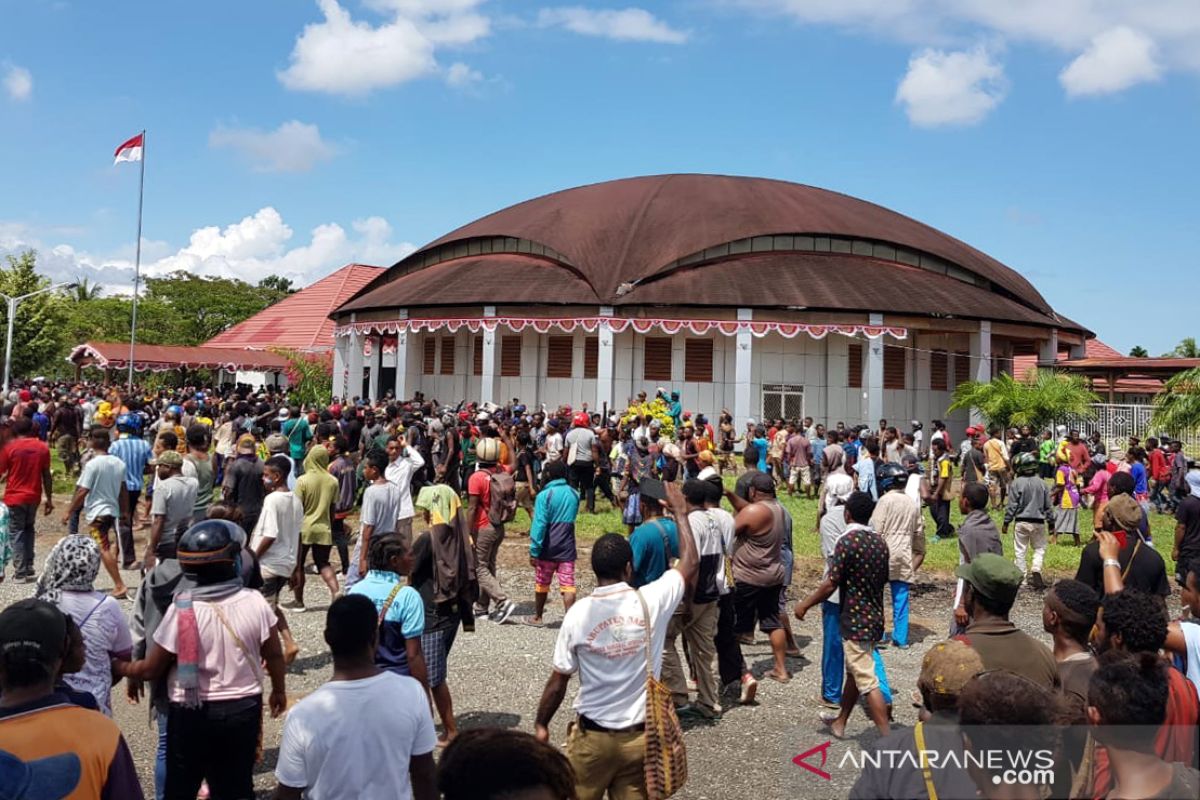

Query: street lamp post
left=1, top=282, right=78, bottom=396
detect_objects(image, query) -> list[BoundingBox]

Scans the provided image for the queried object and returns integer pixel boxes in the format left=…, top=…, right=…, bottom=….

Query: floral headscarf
left=36, top=534, right=101, bottom=604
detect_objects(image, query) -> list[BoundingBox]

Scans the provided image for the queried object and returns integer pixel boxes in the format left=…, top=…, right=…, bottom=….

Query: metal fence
left=1057, top=403, right=1199, bottom=455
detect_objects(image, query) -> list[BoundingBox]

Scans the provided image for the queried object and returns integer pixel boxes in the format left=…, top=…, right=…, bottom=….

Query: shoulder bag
left=636, top=589, right=687, bottom=799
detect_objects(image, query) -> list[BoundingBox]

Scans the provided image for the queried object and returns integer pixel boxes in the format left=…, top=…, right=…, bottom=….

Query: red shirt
left=0, top=436, right=50, bottom=505
left=467, top=466, right=511, bottom=530
left=1068, top=442, right=1090, bottom=472
left=1149, top=449, right=1171, bottom=481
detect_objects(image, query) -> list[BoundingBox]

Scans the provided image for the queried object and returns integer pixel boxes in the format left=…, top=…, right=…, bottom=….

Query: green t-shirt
left=1038, top=440, right=1055, bottom=464
left=295, top=469, right=338, bottom=546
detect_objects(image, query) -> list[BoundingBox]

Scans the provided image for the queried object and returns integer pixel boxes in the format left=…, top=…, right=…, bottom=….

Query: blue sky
left=1, top=0, right=1196, bottom=355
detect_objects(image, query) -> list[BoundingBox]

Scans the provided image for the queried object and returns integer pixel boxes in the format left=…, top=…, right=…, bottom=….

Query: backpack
left=487, top=469, right=518, bottom=526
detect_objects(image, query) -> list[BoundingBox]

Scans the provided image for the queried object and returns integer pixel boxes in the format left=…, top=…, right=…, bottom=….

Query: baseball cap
left=153, top=451, right=184, bottom=468
left=265, top=433, right=288, bottom=453
left=1103, top=493, right=1143, bottom=532
left=0, top=750, right=82, bottom=800
left=277, top=408, right=290, bottom=420
left=638, top=477, right=667, bottom=503
left=955, top=553, right=1022, bottom=606
left=0, top=599, right=67, bottom=666
left=917, top=640, right=984, bottom=697
left=236, top=434, right=257, bottom=454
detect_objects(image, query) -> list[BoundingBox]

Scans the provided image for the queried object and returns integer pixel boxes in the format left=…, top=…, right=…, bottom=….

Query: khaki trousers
left=567, top=723, right=647, bottom=800
left=661, top=600, right=720, bottom=713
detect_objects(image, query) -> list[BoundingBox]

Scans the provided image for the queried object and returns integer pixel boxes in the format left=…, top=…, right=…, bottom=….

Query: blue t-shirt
left=1130, top=461, right=1149, bottom=495
left=856, top=457, right=878, bottom=500
left=811, top=437, right=827, bottom=468
left=628, top=517, right=679, bottom=588
left=349, top=571, right=425, bottom=675
left=33, top=412, right=50, bottom=441
left=752, top=438, right=769, bottom=472
left=109, top=436, right=153, bottom=492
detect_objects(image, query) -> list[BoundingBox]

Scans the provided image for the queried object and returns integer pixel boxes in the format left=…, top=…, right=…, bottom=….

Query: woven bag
left=636, top=590, right=687, bottom=799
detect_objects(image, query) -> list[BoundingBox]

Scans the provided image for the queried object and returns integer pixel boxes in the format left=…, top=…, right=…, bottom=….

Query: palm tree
left=949, top=368, right=1099, bottom=432
left=1129, top=345, right=1149, bottom=358
left=1164, top=337, right=1199, bottom=358
left=70, top=277, right=102, bottom=302
left=1150, top=367, right=1200, bottom=435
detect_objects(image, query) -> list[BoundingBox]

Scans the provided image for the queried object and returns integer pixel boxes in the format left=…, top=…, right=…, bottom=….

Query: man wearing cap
left=0, top=599, right=143, bottom=799
left=143, top=451, right=196, bottom=571
left=956, top=553, right=1058, bottom=689
left=266, top=433, right=297, bottom=490
left=223, top=434, right=266, bottom=535
left=1075, top=493, right=1169, bottom=598
left=849, top=640, right=983, bottom=800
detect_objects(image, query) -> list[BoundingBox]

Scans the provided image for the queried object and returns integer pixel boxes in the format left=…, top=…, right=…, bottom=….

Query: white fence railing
left=1056, top=403, right=1198, bottom=455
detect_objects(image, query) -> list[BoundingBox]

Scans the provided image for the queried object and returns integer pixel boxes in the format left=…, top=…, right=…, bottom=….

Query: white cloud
left=895, top=45, right=1007, bottom=127
left=445, top=61, right=483, bottom=87
left=278, top=0, right=489, bottom=96
left=1059, top=26, right=1162, bottom=96
left=209, top=120, right=338, bottom=173
left=537, top=7, right=688, bottom=44
left=0, top=208, right=415, bottom=290
left=738, top=1, right=1200, bottom=94
left=3, top=63, right=32, bottom=102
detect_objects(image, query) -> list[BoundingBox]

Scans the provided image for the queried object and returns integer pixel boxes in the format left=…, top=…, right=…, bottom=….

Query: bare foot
left=765, top=670, right=791, bottom=684
left=819, top=711, right=847, bottom=739
left=284, top=643, right=301, bottom=666
left=785, top=647, right=802, bottom=658
left=111, top=587, right=129, bottom=600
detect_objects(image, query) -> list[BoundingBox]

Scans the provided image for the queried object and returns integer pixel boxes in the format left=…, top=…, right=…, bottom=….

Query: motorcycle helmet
left=875, top=462, right=909, bottom=492
left=177, top=519, right=243, bottom=583
left=1012, top=451, right=1040, bottom=476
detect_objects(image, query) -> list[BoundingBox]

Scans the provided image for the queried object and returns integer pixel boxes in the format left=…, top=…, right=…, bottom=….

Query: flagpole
left=127, top=129, right=145, bottom=393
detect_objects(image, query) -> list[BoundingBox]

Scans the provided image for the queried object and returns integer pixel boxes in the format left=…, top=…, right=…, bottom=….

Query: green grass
left=511, top=477, right=1180, bottom=579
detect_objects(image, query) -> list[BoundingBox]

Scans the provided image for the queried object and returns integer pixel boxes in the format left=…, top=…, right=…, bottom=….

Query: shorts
left=86, top=515, right=115, bottom=549
left=843, top=639, right=880, bottom=694
left=534, top=559, right=576, bottom=593
left=516, top=482, right=535, bottom=510
left=789, top=465, right=812, bottom=488
left=421, top=625, right=459, bottom=688
left=733, top=582, right=783, bottom=634
left=332, top=517, right=349, bottom=546
left=302, top=543, right=332, bottom=570
left=259, top=575, right=289, bottom=608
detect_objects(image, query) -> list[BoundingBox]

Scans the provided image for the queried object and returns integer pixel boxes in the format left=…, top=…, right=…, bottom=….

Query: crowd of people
left=0, top=379, right=1197, bottom=799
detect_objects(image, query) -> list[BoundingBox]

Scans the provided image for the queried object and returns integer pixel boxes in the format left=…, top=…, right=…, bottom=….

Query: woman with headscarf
left=292, top=445, right=341, bottom=608
left=36, top=533, right=133, bottom=715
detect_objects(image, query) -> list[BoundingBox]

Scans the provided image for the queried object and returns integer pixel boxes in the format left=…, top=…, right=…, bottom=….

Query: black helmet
left=177, top=519, right=241, bottom=571
left=876, top=462, right=909, bottom=492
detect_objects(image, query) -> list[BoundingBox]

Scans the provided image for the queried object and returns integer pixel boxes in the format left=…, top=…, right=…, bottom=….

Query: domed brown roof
left=339, top=174, right=1067, bottom=327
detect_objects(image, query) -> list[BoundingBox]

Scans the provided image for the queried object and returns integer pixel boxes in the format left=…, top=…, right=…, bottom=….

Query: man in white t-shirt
left=534, top=483, right=698, bottom=800
left=252, top=456, right=303, bottom=664
left=383, top=435, right=425, bottom=545
left=274, top=594, right=437, bottom=800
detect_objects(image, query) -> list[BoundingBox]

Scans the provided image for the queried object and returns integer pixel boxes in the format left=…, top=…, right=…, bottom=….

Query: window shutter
left=847, top=343, right=863, bottom=389
left=954, top=351, right=970, bottom=387
left=472, top=336, right=482, bottom=376
left=930, top=350, right=948, bottom=391
left=583, top=337, right=598, bottom=379
left=439, top=337, right=455, bottom=375
left=546, top=336, right=573, bottom=378
left=883, top=345, right=906, bottom=390
left=643, top=338, right=672, bottom=382
left=422, top=338, right=436, bottom=375
left=501, top=335, right=522, bottom=377
left=684, top=339, right=713, bottom=383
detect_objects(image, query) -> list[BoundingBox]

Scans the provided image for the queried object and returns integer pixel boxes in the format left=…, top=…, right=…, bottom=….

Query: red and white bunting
left=335, top=316, right=908, bottom=341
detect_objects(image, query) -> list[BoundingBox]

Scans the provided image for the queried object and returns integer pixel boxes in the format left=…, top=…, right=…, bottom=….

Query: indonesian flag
left=113, top=132, right=144, bottom=165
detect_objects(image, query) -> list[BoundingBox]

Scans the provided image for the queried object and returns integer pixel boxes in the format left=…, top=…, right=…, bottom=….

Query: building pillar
left=367, top=333, right=381, bottom=402
left=864, top=313, right=884, bottom=425
left=968, top=321, right=992, bottom=426
left=480, top=305, right=497, bottom=405
left=734, top=308, right=753, bottom=433
left=1068, top=341, right=1087, bottom=360
left=393, top=309, right=409, bottom=401
left=333, top=331, right=349, bottom=401
left=347, top=315, right=364, bottom=402
left=597, top=305, right=614, bottom=414
left=1037, top=328, right=1059, bottom=368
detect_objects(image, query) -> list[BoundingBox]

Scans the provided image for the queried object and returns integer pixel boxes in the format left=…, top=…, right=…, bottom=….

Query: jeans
left=930, top=498, right=954, bottom=539
left=714, top=592, right=746, bottom=686
left=474, top=524, right=507, bottom=610
left=166, top=696, right=261, bottom=800
left=821, top=601, right=843, bottom=702
left=156, top=709, right=168, bottom=800
left=568, top=461, right=597, bottom=513
left=1150, top=480, right=1173, bottom=513
left=887, top=580, right=910, bottom=648
left=68, top=506, right=81, bottom=537
left=6, top=502, right=38, bottom=577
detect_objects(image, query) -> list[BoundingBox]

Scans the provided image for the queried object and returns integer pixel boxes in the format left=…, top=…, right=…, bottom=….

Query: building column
left=394, top=310, right=409, bottom=401
left=480, top=305, right=497, bottom=405
left=863, top=313, right=885, bottom=425
left=597, top=305, right=614, bottom=414
left=347, top=316, right=364, bottom=402
left=367, top=333, right=381, bottom=402
left=1038, top=328, right=1059, bottom=368
left=734, top=308, right=753, bottom=432
left=1068, top=341, right=1087, bottom=360
left=968, top=320, right=992, bottom=426
left=333, top=331, right=349, bottom=401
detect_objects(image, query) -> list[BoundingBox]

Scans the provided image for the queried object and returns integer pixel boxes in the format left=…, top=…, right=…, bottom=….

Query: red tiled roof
left=340, top=175, right=1070, bottom=324
left=1011, top=340, right=1194, bottom=394
left=207, top=264, right=382, bottom=351
left=69, top=342, right=290, bottom=372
